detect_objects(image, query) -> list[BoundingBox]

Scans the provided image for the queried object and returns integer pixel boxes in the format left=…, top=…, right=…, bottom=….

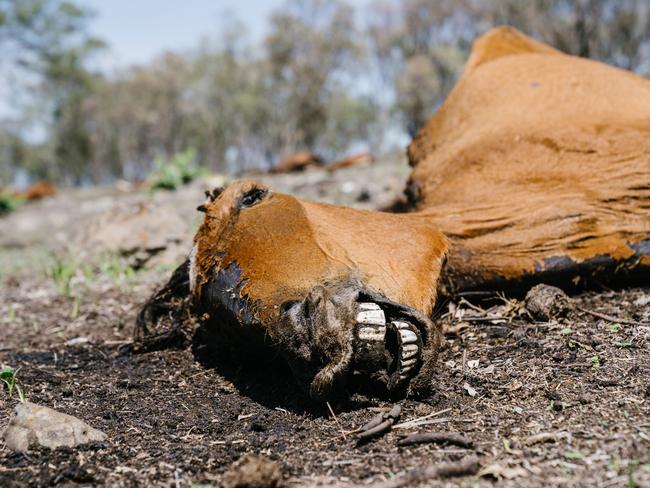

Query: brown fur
left=192, top=180, right=448, bottom=323
left=183, top=181, right=448, bottom=399
left=139, top=27, right=649, bottom=400
left=407, top=27, right=650, bottom=292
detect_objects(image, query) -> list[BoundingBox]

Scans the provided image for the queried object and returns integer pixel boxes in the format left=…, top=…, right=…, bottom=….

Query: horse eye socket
left=238, top=188, right=268, bottom=209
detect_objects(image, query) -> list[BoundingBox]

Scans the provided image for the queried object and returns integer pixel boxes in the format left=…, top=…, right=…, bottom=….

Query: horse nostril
left=279, top=300, right=300, bottom=315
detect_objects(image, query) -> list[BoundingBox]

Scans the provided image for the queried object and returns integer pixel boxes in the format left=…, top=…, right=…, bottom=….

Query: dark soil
left=1, top=165, right=649, bottom=487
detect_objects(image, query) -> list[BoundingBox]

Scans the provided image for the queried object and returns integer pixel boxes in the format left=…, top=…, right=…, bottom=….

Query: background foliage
left=1, top=0, right=649, bottom=185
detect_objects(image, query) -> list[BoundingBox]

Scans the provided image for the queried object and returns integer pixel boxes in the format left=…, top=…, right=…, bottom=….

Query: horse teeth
left=393, top=321, right=410, bottom=330
left=402, top=344, right=418, bottom=357
left=356, top=309, right=386, bottom=326
left=356, top=304, right=386, bottom=341
left=358, top=326, right=385, bottom=342
left=400, top=358, right=417, bottom=369
left=398, top=329, right=418, bottom=344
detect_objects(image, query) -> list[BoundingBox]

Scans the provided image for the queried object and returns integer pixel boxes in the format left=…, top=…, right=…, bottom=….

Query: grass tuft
left=1, top=365, right=26, bottom=403
left=49, top=255, right=77, bottom=297
left=0, top=191, right=25, bottom=215
left=147, top=148, right=206, bottom=191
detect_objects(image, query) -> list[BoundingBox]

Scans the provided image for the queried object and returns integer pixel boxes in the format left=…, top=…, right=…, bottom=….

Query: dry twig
left=397, top=432, right=473, bottom=448
left=577, top=306, right=647, bottom=327
left=357, top=405, right=401, bottom=445
left=366, top=455, right=480, bottom=488
left=459, top=298, right=488, bottom=315
left=326, top=401, right=347, bottom=440
left=393, top=407, right=451, bottom=430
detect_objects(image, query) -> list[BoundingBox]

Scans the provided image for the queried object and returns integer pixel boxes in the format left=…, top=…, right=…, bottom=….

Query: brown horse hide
left=408, top=27, right=650, bottom=293
left=138, top=181, right=448, bottom=400
left=137, top=27, right=649, bottom=400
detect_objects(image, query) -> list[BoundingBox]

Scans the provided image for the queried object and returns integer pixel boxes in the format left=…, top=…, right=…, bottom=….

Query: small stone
left=2, top=402, right=107, bottom=452
left=524, top=284, right=574, bottom=321
left=634, top=295, right=650, bottom=307
left=222, top=453, right=282, bottom=488
left=64, top=336, right=90, bottom=346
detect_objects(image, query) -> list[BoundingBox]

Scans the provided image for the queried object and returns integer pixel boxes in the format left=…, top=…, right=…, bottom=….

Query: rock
left=77, top=199, right=191, bottom=269
left=2, top=402, right=107, bottom=452
left=634, top=295, right=650, bottom=307
left=524, top=284, right=574, bottom=321
left=64, top=336, right=90, bottom=346
left=222, top=453, right=282, bottom=488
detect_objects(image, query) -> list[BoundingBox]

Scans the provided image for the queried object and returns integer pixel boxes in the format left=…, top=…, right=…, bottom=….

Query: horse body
left=138, top=27, right=649, bottom=400
left=408, top=27, right=650, bottom=293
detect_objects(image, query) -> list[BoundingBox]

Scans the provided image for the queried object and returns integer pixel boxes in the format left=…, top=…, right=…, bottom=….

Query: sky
left=80, top=0, right=282, bottom=71
left=1, top=0, right=375, bottom=121
left=0, top=0, right=281, bottom=118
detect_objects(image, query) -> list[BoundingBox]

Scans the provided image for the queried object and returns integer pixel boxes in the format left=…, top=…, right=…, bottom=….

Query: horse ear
left=197, top=186, right=225, bottom=213
left=208, top=187, right=224, bottom=201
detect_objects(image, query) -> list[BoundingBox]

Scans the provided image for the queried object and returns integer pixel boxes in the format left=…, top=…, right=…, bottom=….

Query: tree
left=0, top=0, right=103, bottom=184
left=495, top=0, right=650, bottom=71
left=264, top=0, right=373, bottom=158
left=367, top=0, right=474, bottom=136
left=367, top=0, right=650, bottom=137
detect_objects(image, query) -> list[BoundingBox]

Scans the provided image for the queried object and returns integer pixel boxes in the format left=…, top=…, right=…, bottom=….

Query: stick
left=360, top=411, right=385, bottom=432
left=577, top=306, right=647, bottom=327
left=357, top=405, right=401, bottom=445
left=454, top=291, right=495, bottom=298
left=461, top=316, right=507, bottom=323
left=393, top=407, right=451, bottom=430
left=367, top=455, right=480, bottom=488
left=357, top=419, right=392, bottom=444
left=189, top=367, right=217, bottom=378
left=326, top=401, right=347, bottom=440
left=459, top=298, right=488, bottom=315
left=397, top=432, right=473, bottom=448
left=321, top=429, right=362, bottom=445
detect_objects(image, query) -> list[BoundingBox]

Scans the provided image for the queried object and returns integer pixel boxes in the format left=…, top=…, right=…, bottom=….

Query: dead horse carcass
left=136, top=27, right=650, bottom=401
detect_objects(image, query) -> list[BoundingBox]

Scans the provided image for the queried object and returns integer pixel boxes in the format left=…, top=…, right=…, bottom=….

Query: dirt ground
left=1, top=161, right=649, bottom=487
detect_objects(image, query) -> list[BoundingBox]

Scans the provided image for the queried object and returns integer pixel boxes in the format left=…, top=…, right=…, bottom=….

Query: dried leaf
left=463, top=382, right=477, bottom=397
left=481, top=364, right=495, bottom=374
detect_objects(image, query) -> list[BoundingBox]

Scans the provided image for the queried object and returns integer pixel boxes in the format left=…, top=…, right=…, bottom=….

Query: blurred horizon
left=1, top=0, right=649, bottom=187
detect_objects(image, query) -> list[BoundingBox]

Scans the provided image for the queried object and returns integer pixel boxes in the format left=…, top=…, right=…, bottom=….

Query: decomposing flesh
left=139, top=181, right=447, bottom=400
left=137, top=27, right=649, bottom=400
